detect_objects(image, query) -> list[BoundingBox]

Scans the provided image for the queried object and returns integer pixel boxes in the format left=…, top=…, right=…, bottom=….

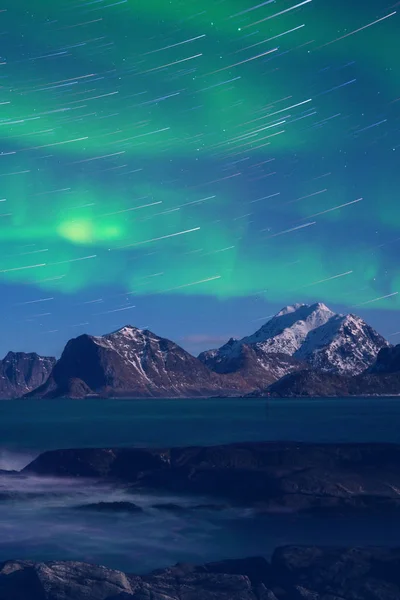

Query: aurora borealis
left=0, top=0, right=399, bottom=356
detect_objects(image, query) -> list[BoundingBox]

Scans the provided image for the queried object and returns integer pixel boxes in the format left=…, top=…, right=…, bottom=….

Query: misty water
left=1, top=397, right=400, bottom=573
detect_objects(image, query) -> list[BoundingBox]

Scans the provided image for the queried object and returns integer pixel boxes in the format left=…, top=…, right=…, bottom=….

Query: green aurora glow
left=0, top=0, right=399, bottom=311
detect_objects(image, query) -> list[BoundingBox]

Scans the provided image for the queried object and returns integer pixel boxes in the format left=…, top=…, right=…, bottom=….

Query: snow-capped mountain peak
left=109, top=325, right=144, bottom=338
left=90, top=326, right=161, bottom=374
left=276, top=303, right=306, bottom=316
left=240, top=302, right=337, bottom=355
left=275, top=302, right=331, bottom=318
left=199, top=302, right=388, bottom=377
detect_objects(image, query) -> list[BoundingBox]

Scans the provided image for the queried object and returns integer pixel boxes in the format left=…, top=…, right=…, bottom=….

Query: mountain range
left=0, top=301, right=398, bottom=399
left=199, top=302, right=388, bottom=376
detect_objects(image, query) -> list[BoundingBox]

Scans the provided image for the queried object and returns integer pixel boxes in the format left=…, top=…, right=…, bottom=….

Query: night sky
left=0, top=0, right=399, bottom=358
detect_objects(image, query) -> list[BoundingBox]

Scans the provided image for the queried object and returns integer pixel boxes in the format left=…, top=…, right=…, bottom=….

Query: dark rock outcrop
left=25, top=326, right=249, bottom=399
left=2, top=546, right=400, bottom=599
left=22, top=441, right=400, bottom=514
left=0, top=352, right=55, bottom=398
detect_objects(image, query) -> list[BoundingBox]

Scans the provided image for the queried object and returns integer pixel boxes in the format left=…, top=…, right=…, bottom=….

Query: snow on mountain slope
left=91, top=326, right=158, bottom=383
left=241, top=302, right=336, bottom=355
left=199, top=303, right=388, bottom=377
left=296, top=314, right=388, bottom=374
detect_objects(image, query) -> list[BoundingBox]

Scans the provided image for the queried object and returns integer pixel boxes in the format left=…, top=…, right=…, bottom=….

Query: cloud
left=179, top=334, right=233, bottom=346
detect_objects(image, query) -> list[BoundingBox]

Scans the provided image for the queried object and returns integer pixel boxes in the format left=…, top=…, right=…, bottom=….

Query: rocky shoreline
left=1, top=545, right=400, bottom=599
left=22, top=441, right=400, bottom=514
left=2, top=442, right=400, bottom=597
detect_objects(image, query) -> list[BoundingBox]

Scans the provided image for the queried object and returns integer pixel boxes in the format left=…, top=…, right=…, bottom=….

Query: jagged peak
left=275, top=303, right=306, bottom=317
left=343, top=313, right=365, bottom=323
left=275, top=302, right=333, bottom=318
left=2, top=351, right=43, bottom=361
left=251, top=302, right=336, bottom=343
left=334, top=313, right=378, bottom=333
left=310, top=302, right=332, bottom=312
left=109, top=325, right=143, bottom=336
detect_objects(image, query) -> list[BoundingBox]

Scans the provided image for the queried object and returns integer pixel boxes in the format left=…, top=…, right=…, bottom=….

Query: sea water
left=0, top=397, right=400, bottom=573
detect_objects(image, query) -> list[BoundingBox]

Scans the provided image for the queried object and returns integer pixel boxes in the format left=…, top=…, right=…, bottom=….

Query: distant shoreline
left=4, top=393, right=400, bottom=401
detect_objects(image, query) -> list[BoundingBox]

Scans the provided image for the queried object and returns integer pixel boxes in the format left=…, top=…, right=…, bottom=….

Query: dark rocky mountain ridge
left=0, top=351, right=55, bottom=399
left=25, top=326, right=250, bottom=399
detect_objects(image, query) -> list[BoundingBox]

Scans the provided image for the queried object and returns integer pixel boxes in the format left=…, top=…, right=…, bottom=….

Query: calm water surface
left=1, top=396, right=400, bottom=460
left=1, top=397, right=400, bottom=572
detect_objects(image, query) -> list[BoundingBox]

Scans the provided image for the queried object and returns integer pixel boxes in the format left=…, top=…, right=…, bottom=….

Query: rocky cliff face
left=0, top=352, right=55, bottom=398
left=200, top=303, right=388, bottom=382
left=26, top=326, right=248, bottom=399
left=371, top=344, right=400, bottom=373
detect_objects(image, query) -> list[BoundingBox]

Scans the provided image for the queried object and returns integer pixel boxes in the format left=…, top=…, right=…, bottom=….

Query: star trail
left=0, top=0, right=399, bottom=356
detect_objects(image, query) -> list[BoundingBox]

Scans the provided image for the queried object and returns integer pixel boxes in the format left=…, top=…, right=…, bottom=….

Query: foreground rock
left=22, top=442, right=400, bottom=514
left=1, top=546, right=400, bottom=599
